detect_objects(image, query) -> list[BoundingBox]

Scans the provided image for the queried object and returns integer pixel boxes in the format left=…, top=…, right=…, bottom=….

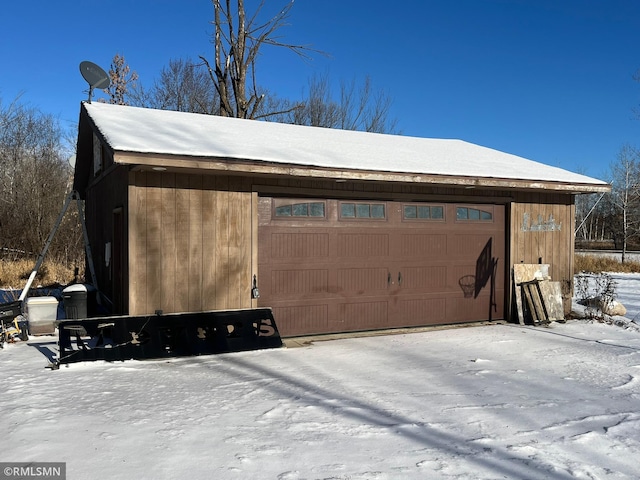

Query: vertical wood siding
left=160, top=173, right=177, bottom=313
left=509, top=193, right=575, bottom=312
left=128, top=171, right=255, bottom=315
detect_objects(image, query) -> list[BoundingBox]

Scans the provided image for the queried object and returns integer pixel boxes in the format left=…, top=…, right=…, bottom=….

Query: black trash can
left=62, top=284, right=96, bottom=319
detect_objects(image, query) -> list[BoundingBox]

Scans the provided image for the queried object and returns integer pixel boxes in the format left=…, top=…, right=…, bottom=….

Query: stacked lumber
left=513, top=264, right=565, bottom=326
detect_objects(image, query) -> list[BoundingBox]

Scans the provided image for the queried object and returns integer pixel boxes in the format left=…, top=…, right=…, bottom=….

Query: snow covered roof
left=80, top=102, right=608, bottom=192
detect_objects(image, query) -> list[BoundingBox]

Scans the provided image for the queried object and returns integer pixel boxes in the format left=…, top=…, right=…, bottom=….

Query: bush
left=574, top=272, right=618, bottom=321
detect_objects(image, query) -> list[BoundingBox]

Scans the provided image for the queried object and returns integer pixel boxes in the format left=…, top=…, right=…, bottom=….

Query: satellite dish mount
left=79, top=61, right=110, bottom=103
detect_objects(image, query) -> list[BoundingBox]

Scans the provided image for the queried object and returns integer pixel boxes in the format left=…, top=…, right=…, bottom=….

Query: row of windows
left=275, top=202, right=325, bottom=217
left=456, top=206, right=493, bottom=221
left=341, top=203, right=385, bottom=219
left=404, top=205, right=444, bottom=220
left=273, top=201, right=493, bottom=222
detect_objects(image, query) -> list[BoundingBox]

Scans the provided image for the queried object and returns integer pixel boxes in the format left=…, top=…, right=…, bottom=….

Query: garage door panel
left=398, top=234, right=447, bottom=257
left=269, top=268, right=329, bottom=296
left=271, top=302, right=329, bottom=336
left=337, top=232, right=390, bottom=257
left=399, top=265, right=448, bottom=289
left=336, top=267, right=389, bottom=293
left=449, top=234, right=497, bottom=256
left=337, top=298, right=389, bottom=331
left=259, top=198, right=505, bottom=336
left=449, top=294, right=496, bottom=322
left=270, top=232, right=330, bottom=258
left=259, top=229, right=331, bottom=265
left=450, top=263, right=486, bottom=286
left=397, top=297, right=448, bottom=326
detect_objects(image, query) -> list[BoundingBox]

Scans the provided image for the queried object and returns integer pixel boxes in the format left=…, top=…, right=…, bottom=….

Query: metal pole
left=19, top=191, right=76, bottom=301
left=75, top=195, right=101, bottom=304
left=575, top=192, right=606, bottom=235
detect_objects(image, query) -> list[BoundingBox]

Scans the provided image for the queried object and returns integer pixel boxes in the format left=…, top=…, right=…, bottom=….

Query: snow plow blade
left=57, top=308, right=282, bottom=364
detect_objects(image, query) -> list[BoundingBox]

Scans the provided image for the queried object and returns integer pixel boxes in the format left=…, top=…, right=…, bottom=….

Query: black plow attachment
left=57, top=308, right=282, bottom=365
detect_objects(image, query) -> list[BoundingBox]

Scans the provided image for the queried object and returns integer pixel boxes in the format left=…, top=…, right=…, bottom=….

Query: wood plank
left=529, top=282, right=548, bottom=323
left=201, top=175, right=217, bottom=311
left=521, top=284, right=535, bottom=322
left=146, top=172, right=163, bottom=313
left=238, top=184, right=253, bottom=308
left=161, top=173, right=176, bottom=313
left=214, top=176, right=230, bottom=310
left=129, top=172, right=147, bottom=314
left=228, top=177, right=243, bottom=308
left=119, top=153, right=610, bottom=193
left=513, top=264, right=551, bottom=324
left=188, top=176, right=203, bottom=311
left=251, top=190, right=258, bottom=308
left=174, top=174, right=190, bottom=312
left=513, top=272, right=525, bottom=325
left=538, top=281, right=565, bottom=321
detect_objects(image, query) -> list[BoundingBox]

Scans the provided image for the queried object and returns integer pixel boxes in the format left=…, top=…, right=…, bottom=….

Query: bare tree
left=200, top=0, right=313, bottom=119
left=338, top=76, right=397, bottom=133
left=131, top=58, right=219, bottom=114
left=102, top=53, right=139, bottom=105
left=129, top=3, right=397, bottom=133
left=610, top=144, right=640, bottom=261
left=0, top=97, right=81, bottom=264
left=275, top=73, right=340, bottom=128
left=271, top=73, right=398, bottom=133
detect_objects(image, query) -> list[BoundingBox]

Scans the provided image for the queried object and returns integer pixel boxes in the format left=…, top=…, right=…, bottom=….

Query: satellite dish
left=79, top=61, right=110, bottom=103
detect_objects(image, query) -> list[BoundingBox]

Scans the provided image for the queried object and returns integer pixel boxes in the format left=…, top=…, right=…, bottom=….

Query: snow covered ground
left=2, top=276, right=640, bottom=479
left=610, top=273, right=640, bottom=323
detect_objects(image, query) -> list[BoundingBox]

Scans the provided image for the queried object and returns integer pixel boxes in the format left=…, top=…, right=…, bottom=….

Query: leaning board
left=513, top=264, right=551, bottom=325
left=538, top=281, right=565, bottom=322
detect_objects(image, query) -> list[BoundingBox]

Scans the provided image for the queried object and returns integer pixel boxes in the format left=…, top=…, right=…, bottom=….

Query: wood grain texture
left=121, top=171, right=577, bottom=326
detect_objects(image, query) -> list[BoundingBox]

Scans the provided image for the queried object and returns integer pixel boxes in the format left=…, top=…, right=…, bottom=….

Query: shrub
left=574, top=272, right=618, bottom=321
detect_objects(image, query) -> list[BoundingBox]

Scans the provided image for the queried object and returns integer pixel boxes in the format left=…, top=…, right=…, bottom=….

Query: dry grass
left=575, top=254, right=640, bottom=274
left=0, top=259, right=80, bottom=289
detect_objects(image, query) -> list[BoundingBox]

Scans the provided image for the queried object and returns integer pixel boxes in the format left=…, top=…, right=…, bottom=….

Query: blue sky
left=2, top=0, right=640, bottom=180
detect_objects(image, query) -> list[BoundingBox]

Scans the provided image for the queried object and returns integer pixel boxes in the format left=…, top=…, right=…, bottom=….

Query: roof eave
left=116, top=151, right=611, bottom=194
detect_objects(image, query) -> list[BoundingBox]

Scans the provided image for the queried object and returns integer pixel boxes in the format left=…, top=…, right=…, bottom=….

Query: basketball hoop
left=459, top=275, right=476, bottom=298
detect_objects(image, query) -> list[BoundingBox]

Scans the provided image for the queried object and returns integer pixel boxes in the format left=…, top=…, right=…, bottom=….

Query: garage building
left=73, top=102, right=609, bottom=336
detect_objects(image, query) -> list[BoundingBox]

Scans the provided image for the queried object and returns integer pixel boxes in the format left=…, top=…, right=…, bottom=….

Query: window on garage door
left=456, top=206, right=494, bottom=222
left=339, top=202, right=386, bottom=220
left=402, top=204, right=445, bottom=221
left=273, top=199, right=327, bottom=219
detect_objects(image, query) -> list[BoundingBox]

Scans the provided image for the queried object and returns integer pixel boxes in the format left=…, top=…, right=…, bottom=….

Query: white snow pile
left=2, top=276, right=640, bottom=479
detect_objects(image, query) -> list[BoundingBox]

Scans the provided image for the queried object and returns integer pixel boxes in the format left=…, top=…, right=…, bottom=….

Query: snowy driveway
left=3, top=320, right=640, bottom=479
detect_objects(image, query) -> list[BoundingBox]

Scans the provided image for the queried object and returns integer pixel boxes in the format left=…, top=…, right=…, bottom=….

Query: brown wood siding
left=214, top=176, right=230, bottom=309
left=201, top=175, right=217, bottom=311
left=128, top=171, right=255, bottom=315
left=188, top=175, right=203, bottom=311
left=161, top=174, right=177, bottom=313
left=509, top=193, right=575, bottom=312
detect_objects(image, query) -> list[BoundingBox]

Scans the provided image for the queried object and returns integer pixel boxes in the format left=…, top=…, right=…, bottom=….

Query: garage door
left=258, top=197, right=505, bottom=336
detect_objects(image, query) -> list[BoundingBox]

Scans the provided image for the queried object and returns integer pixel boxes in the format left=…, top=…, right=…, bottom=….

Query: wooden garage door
left=258, top=197, right=505, bottom=336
